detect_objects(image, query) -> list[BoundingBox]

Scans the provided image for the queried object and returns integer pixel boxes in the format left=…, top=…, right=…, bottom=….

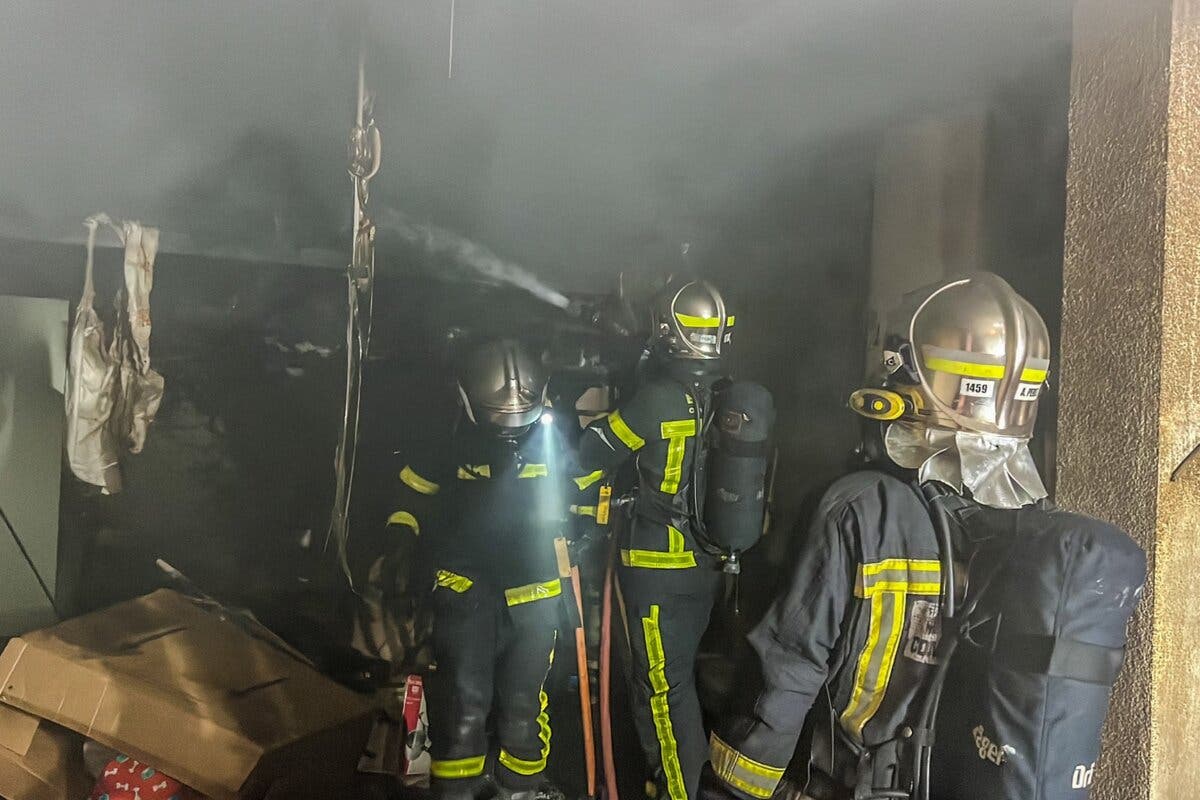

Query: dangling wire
left=0, top=502, right=60, bottom=619
left=447, top=0, right=456, bottom=79
left=326, top=40, right=381, bottom=589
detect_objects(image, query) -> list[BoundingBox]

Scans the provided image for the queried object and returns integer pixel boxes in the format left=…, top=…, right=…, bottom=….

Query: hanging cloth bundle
left=64, top=214, right=164, bottom=493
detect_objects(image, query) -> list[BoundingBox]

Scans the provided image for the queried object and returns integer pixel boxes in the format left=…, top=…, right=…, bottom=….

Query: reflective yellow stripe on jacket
left=659, top=419, right=697, bottom=494
left=607, top=410, right=645, bottom=451
left=709, top=733, right=786, bottom=799
left=622, top=525, right=697, bottom=569
left=841, top=558, right=942, bottom=738
left=505, top=579, right=562, bottom=607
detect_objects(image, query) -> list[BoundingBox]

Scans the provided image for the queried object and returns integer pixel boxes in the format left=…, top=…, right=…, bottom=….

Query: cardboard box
left=0, top=704, right=91, bottom=800
left=0, top=590, right=374, bottom=799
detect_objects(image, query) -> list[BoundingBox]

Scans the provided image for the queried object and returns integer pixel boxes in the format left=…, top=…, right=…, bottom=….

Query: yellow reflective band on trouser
left=499, top=748, right=547, bottom=776
left=401, top=465, right=440, bottom=495
left=430, top=755, right=486, bottom=779
left=621, top=526, right=697, bottom=569
left=841, top=559, right=942, bottom=738
left=519, top=463, right=549, bottom=478
left=607, top=410, right=646, bottom=451
left=709, top=732, right=786, bottom=799
left=435, top=570, right=474, bottom=593
left=574, top=470, right=605, bottom=490
left=643, top=605, right=687, bottom=800
left=500, top=631, right=556, bottom=776
left=386, top=510, right=420, bottom=535
left=505, top=579, right=563, bottom=607
left=660, top=419, right=697, bottom=494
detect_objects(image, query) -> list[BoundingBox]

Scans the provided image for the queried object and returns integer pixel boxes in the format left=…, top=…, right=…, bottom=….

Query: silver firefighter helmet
left=649, top=279, right=734, bottom=360
left=866, top=272, right=1051, bottom=438
left=851, top=272, right=1052, bottom=508
left=457, top=339, right=549, bottom=433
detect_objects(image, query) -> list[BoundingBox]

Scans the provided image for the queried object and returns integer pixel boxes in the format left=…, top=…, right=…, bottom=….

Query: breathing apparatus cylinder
left=703, top=381, right=775, bottom=563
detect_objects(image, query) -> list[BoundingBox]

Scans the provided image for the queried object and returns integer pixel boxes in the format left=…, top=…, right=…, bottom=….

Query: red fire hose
left=570, top=562, right=597, bottom=798
left=600, top=537, right=619, bottom=800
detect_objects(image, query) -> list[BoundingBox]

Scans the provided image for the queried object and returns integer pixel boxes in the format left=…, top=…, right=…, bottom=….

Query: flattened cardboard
left=0, top=704, right=91, bottom=800
left=0, top=590, right=373, bottom=800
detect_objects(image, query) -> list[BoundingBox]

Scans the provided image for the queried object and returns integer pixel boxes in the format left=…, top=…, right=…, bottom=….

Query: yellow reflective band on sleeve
left=387, top=510, right=420, bottom=535
left=643, top=605, right=687, bottom=800
left=709, top=733, right=786, bottom=799
left=674, top=312, right=721, bottom=328
left=659, top=419, right=697, bottom=494
left=457, top=464, right=492, bottom=480
left=841, top=559, right=942, bottom=739
left=570, top=505, right=597, bottom=517
left=574, top=470, right=605, bottom=490
left=607, top=410, right=645, bottom=451
left=505, top=579, right=563, bottom=606
left=430, top=755, right=487, bottom=779
left=401, top=466, right=440, bottom=495
left=435, top=570, right=474, bottom=593
left=519, top=463, right=549, bottom=478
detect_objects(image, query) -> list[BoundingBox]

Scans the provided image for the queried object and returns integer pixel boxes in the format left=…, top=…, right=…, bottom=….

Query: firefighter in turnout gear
left=389, top=339, right=580, bottom=800
left=709, top=273, right=1143, bottom=800
left=577, top=279, right=736, bottom=800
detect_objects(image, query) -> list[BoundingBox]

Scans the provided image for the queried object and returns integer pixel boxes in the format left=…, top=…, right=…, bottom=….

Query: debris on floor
left=0, top=589, right=376, bottom=799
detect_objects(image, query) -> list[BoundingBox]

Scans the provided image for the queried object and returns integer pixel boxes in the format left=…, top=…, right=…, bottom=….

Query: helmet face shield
left=457, top=339, right=549, bottom=435
left=651, top=279, right=734, bottom=360
left=875, top=273, right=1051, bottom=438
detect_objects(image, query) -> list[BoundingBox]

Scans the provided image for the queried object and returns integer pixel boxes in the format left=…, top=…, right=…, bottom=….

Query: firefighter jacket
left=711, top=469, right=944, bottom=798
left=577, top=368, right=724, bottom=580
left=388, top=420, right=589, bottom=598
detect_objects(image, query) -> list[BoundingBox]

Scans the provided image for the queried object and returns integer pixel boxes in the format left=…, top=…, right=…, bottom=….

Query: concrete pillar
left=1057, top=0, right=1200, bottom=797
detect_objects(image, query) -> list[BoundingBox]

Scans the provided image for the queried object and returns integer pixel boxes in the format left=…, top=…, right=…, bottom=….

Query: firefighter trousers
left=619, top=564, right=722, bottom=800
left=426, top=573, right=559, bottom=799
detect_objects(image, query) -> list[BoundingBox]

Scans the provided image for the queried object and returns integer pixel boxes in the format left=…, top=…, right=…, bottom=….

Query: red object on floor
left=90, top=756, right=204, bottom=800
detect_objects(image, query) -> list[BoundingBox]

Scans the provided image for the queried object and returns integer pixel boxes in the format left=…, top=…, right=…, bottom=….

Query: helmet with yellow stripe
left=853, top=272, right=1050, bottom=438
left=649, top=278, right=734, bottom=360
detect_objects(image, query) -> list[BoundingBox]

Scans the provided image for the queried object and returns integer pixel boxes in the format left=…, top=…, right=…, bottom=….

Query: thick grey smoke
left=377, top=207, right=571, bottom=310
left=0, top=0, right=1072, bottom=288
